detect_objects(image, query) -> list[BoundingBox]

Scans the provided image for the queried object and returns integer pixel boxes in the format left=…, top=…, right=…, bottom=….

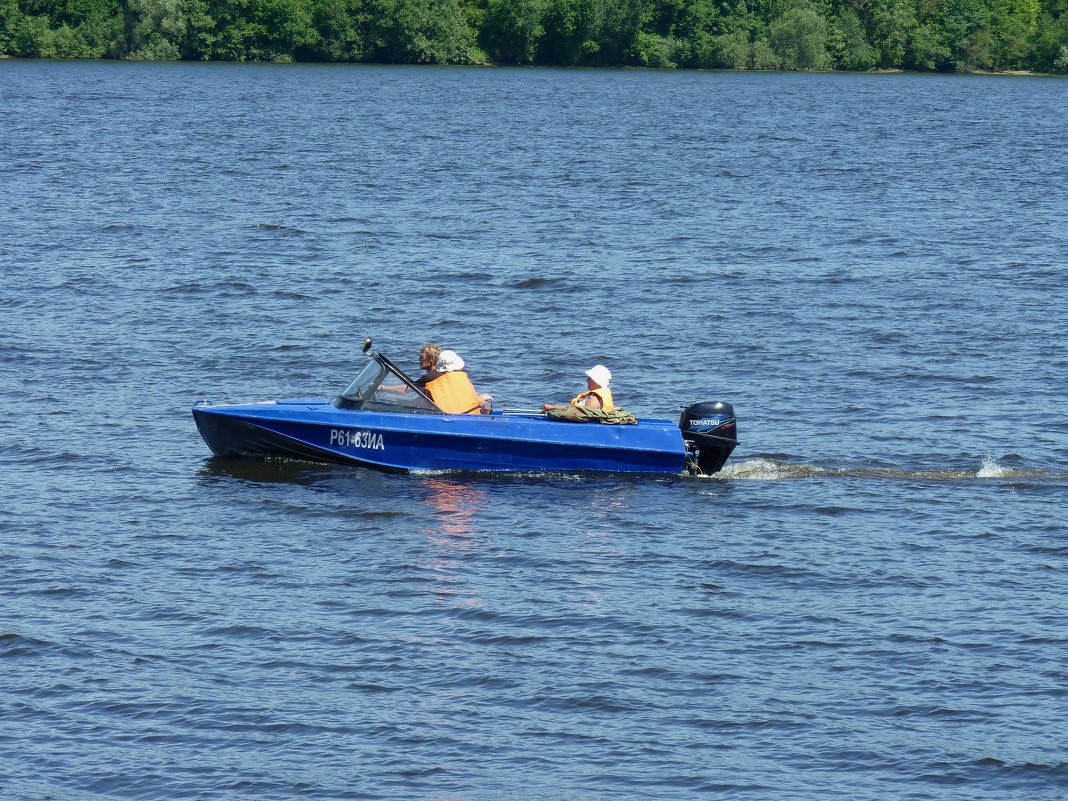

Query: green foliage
left=3, top=0, right=1067, bottom=72
left=14, top=13, right=58, bottom=55
left=706, top=1, right=758, bottom=68
left=1057, top=43, right=1068, bottom=68
left=6, top=6, right=120, bottom=55
left=868, top=0, right=917, bottom=66
left=542, top=0, right=610, bottom=65
left=828, top=9, right=877, bottom=69
left=932, top=0, right=994, bottom=70
left=907, top=20, right=950, bottom=68
left=632, top=28, right=676, bottom=65
left=1, top=0, right=22, bottom=51
left=598, top=0, right=644, bottom=64
left=751, top=35, right=779, bottom=66
left=988, top=0, right=1039, bottom=66
left=1028, top=9, right=1068, bottom=70
left=126, top=0, right=187, bottom=60
left=482, top=0, right=546, bottom=63
left=52, top=0, right=121, bottom=27
left=669, top=0, right=718, bottom=67
left=769, top=2, right=829, bottom=68
left=260, top=0, right=320, bottom=60
left=709, top=30, right=749, bottom=66
left=540, top=0, right=629, bottom=64
left=365, top=0, right=477, bottom=63
left=305, top=0, right=365, bottom=61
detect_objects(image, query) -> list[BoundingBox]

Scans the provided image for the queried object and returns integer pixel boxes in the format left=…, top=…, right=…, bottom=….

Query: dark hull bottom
left=195, top=412, right=407, bottom=471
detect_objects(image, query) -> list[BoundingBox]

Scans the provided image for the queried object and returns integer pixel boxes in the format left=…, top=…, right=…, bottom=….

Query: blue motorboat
left=192, top=343, right=737, bottom=476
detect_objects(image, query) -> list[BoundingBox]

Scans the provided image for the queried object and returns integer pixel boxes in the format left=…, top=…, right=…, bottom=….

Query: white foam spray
left=976, top=456, right=1011, bottom=479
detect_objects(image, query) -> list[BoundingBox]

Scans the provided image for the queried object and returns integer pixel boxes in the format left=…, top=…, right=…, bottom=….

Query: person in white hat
left=542, top=364, right=615, bottom=413
left=435, top=350, right=465, bottom=373
left=382, top=344, right=492, bottom=414
left=424, top=349, right=493, bottom=414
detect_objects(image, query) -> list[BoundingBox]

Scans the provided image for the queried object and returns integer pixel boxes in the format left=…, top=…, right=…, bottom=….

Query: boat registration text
left=330, top=429, right=386, bottom=450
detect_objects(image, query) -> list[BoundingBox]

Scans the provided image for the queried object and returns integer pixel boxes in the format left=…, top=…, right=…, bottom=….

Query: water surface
left=1, top=61, right=1067, bottom=800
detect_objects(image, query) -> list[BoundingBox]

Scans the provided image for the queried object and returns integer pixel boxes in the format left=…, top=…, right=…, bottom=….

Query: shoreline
left=0, top=55, right=1061, bottom=78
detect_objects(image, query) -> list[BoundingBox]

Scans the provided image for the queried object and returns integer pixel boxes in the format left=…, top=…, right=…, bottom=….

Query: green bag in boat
left=545, top=405, right=638, bottom=425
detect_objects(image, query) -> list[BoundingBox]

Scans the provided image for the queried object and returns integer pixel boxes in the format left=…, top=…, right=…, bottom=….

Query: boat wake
left=975, top=455, right=1014, bottom=479
left=712, top=455, right=1059, bottom=482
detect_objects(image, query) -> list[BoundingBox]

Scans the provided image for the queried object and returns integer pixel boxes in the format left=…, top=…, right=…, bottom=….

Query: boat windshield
left=335, top=355, right=440, bottom=413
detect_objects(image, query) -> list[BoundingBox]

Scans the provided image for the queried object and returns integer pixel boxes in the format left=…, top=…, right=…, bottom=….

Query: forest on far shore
left=2, top=0, right=1067, bottom=74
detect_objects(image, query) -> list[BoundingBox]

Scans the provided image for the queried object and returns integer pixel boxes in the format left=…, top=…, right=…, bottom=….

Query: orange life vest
left=570, top=386, right=614, bottom=413
left=425, top=371, right=483, bottom=415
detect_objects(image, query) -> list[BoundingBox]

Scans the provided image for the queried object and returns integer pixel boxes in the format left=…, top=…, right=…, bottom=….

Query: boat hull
left=193, top=400, right=690, bottom=475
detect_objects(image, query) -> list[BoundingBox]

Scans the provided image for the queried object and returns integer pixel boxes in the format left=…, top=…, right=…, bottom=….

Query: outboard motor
left=680, top=402, right=737, bottom=476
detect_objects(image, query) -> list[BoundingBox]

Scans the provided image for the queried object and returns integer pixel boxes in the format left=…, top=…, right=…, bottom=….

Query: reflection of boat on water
left=422, top=478, right=485, bottom=541
left=192, top=342, right=737, bottom=476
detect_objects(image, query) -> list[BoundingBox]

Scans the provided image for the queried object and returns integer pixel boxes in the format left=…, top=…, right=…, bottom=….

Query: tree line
left=2, top=0, right=1066, bottom=73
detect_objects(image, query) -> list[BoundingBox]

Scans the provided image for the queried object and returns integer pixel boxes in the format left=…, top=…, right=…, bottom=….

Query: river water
left=1, top=60, right=1066, bottom=800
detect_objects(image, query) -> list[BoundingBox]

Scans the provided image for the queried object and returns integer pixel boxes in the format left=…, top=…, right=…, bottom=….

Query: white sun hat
left=585, top=364, right=611, bottom=387
left=436, top=350, right=465, bottom=372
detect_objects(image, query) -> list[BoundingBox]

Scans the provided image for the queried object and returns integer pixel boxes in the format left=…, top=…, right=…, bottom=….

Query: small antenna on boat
left=362, top=337, right=373, bottom=354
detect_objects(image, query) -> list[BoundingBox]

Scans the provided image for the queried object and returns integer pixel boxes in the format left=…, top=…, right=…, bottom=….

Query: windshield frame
left=334, top=353, right=441, bottom=413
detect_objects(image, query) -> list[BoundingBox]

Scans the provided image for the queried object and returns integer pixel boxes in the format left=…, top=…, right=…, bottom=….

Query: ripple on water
left=2, top=62, right=1067, bottom=801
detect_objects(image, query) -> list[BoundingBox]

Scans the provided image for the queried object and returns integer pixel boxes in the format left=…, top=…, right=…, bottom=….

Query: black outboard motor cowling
left=680, top=402, right=737, bottom=475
